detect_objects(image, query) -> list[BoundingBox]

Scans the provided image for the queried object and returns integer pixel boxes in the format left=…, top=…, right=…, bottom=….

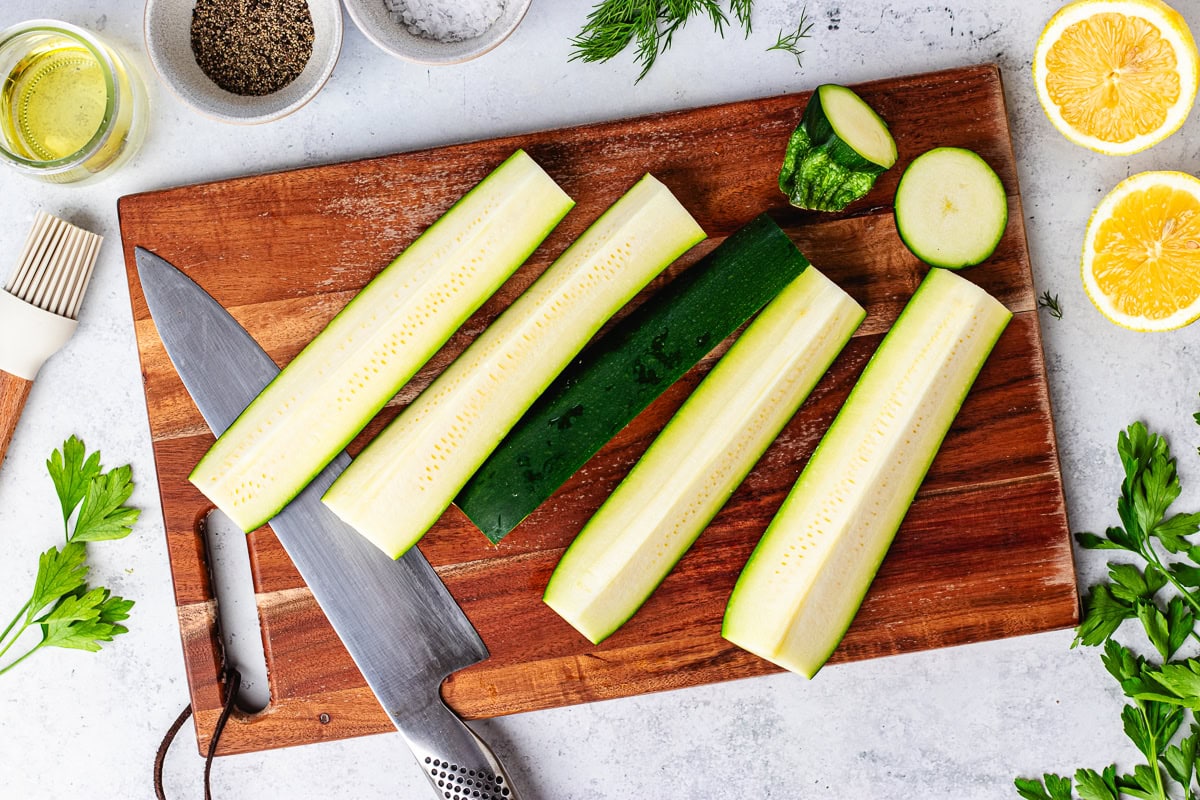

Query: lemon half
left=1083, top=170, right=1200, bottom=330
left=1034, top=0, right=1199, bottom=155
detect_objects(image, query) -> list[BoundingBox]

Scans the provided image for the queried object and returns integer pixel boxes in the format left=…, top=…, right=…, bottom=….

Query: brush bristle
left=5, top=211, right=103, bottom=320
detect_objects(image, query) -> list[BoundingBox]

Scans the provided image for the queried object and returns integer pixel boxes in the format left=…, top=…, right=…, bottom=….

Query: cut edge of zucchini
left=818, top=84, right=897, bottom=169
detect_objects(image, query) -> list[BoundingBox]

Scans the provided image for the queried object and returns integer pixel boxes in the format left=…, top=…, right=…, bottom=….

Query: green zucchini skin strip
left=188, top=150, right=574, bottom=533
left=722, top=268, right=1012, bottom=678
left=779, top=85, right=896, bottom=213
left=456, top=214, right=812, bottom=543
left=544, top=267, right=865, bottom=644
left=323, top=175, right=707, bottom=559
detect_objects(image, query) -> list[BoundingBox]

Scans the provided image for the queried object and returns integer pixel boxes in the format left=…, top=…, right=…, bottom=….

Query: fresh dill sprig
left=1038, top=291, right=1063, bottom=319
left=729, top=0, right=753, bottom=35
left=767, top=7, right=813, bottom=66
left=571, top=0, right=758, bottom=83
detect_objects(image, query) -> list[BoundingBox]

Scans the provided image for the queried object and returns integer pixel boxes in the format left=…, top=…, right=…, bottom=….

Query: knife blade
left=135, top=247, right=519, bottom=800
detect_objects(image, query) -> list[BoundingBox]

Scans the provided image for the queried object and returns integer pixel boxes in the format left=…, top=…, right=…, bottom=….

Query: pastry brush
left=0, top=212, right=102, bottom=467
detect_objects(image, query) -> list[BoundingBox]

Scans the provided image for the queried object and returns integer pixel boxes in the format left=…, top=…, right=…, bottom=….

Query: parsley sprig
left=572, top=0, right=755, bottom=82
left=0, top=436, right=138, bottom=676
left=1017, top=421, right=1200, bottom=800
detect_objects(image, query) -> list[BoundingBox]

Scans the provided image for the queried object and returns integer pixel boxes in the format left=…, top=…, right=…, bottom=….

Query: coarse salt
left=382, top=0, right=507, bottom=43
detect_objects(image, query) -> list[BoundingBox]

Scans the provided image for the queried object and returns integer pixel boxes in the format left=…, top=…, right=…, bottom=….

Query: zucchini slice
left=722, top=268, right=1011, bottom=678
left=456, top=214, right=812, bottom=544
left=894, top=147, right=1008, bottom=269
left=188, top=151, right=574, bottom=532
left=324, top=175, right=706, bottom=558
left=779, top=84, right=897, bottom=212
left=544, top=267, right=865, bottom=644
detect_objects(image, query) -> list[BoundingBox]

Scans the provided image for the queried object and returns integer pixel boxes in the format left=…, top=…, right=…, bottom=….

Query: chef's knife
left=135, top=247, right=519, bottom=800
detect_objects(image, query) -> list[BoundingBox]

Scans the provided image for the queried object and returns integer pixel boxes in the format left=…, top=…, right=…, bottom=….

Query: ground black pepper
left=191, top=0, right=315, bottom=97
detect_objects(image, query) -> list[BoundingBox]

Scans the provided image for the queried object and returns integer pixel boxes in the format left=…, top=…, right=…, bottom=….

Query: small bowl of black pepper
left=144, top=0, right=342, bottom=124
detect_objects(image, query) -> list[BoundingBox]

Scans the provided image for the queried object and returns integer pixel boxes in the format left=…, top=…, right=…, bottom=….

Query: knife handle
left=402, top=698, right=519, bottom=800
left=0, top=369, right=33, bottom=471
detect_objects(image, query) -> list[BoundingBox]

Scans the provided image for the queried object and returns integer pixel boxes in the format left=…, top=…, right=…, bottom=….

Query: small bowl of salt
left=343, top=0, right=532, bottom=64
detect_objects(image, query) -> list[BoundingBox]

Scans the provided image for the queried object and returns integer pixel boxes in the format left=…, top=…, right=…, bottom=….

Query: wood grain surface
left=117, top=64, right=1079, bottom=756
left=0, top=369, right=33, bottom=469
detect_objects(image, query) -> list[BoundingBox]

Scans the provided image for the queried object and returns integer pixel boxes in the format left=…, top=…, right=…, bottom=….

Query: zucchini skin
left=456, top=215, right=811, bottom=543
left=779, top=87, right=890, bottom=212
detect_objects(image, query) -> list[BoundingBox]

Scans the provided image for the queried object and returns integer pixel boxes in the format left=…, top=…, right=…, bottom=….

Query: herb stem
left=0, top=600, right=29, bottom=645
left=1138, top=702, right=1169, bottom=800
left=1142, top=541, right=1200, bottom=616
left=0, top=621, right=30, bottom=661
left=0, top=643, right=41, bottom=677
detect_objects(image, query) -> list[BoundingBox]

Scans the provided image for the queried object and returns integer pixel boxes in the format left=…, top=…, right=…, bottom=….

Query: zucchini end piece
left=779, top=84, right=896, bottom=213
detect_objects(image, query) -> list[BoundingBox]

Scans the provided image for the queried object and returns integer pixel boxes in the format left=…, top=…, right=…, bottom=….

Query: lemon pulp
left=1045, top=12, right=1180, bottom=144
left=1033, top=0, right=1199, bottom=155
left=1092, top=183, right=1200, bottom=320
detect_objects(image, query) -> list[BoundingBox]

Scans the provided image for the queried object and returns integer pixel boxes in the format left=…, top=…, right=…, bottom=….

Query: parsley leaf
left=1102, top=639, right=1143, bottom=684
left=1073, top=766, right=1119, bottom=800
left=1157, top=512, right=1200, bottom=553
left=1160, top=724, right=1198, bottom=786
left=1145, top=661, right=1200, bottom=708
left=1075, top=531, right=1127, bottom=551
left=27, top=543, right=88, bottom=622
left=73, top=464, right=139, bottom=542
left=40, top=588, right=133, bottom=652
left=45, top=435, right=102, bottom=529
left=1171, top=562, right=1200, bottom=588
left=1076, top=584, right=1136, bottom=647
left=1015, top=774, right=1074, bottom=800
left=1108, top=563, right=1167, bottom=603
left=1117, top=765, right=1162, bottom=799
left=1137, top=602, right=1172, bottom=661
left=1165, top=596, right=1194, bottom=658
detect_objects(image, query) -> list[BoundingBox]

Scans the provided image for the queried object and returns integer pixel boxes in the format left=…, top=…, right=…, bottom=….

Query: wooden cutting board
left=118, top=63, right=1078, bottom=756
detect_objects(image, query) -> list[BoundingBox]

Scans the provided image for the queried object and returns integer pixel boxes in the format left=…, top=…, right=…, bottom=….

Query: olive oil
left=1, top=38, right=108, bottom=162
left=0, top=21, right=147, bottom=184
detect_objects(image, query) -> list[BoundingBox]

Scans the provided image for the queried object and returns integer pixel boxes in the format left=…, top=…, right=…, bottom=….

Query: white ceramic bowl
left=144, top=0, right=343, bottom=124
left=343, top=0, right=532, bottom=65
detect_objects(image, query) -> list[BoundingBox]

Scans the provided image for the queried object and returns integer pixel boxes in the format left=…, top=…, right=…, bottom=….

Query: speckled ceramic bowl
left=143, top=0, right=342, bottom=124
left=342, top=0, right=532, bottom=65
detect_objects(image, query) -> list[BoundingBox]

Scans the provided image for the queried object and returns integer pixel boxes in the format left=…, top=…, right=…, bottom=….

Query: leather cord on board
left=154, top=666, right=242, bottom=800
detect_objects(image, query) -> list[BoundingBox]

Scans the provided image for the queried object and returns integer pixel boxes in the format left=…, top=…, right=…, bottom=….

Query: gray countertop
left=1, top=1, right=1198, bottom=797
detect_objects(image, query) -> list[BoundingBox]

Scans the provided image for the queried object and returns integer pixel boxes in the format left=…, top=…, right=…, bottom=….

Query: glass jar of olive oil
left=0, top=20, right=148, bottom=184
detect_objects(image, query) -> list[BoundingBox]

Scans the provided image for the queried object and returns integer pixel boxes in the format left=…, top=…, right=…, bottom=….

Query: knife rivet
left=318, top=713, right=331, bottom=724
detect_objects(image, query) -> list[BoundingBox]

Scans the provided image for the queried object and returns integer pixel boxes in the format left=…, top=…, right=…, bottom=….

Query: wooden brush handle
left=0, top=370, right=33, bottom=469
